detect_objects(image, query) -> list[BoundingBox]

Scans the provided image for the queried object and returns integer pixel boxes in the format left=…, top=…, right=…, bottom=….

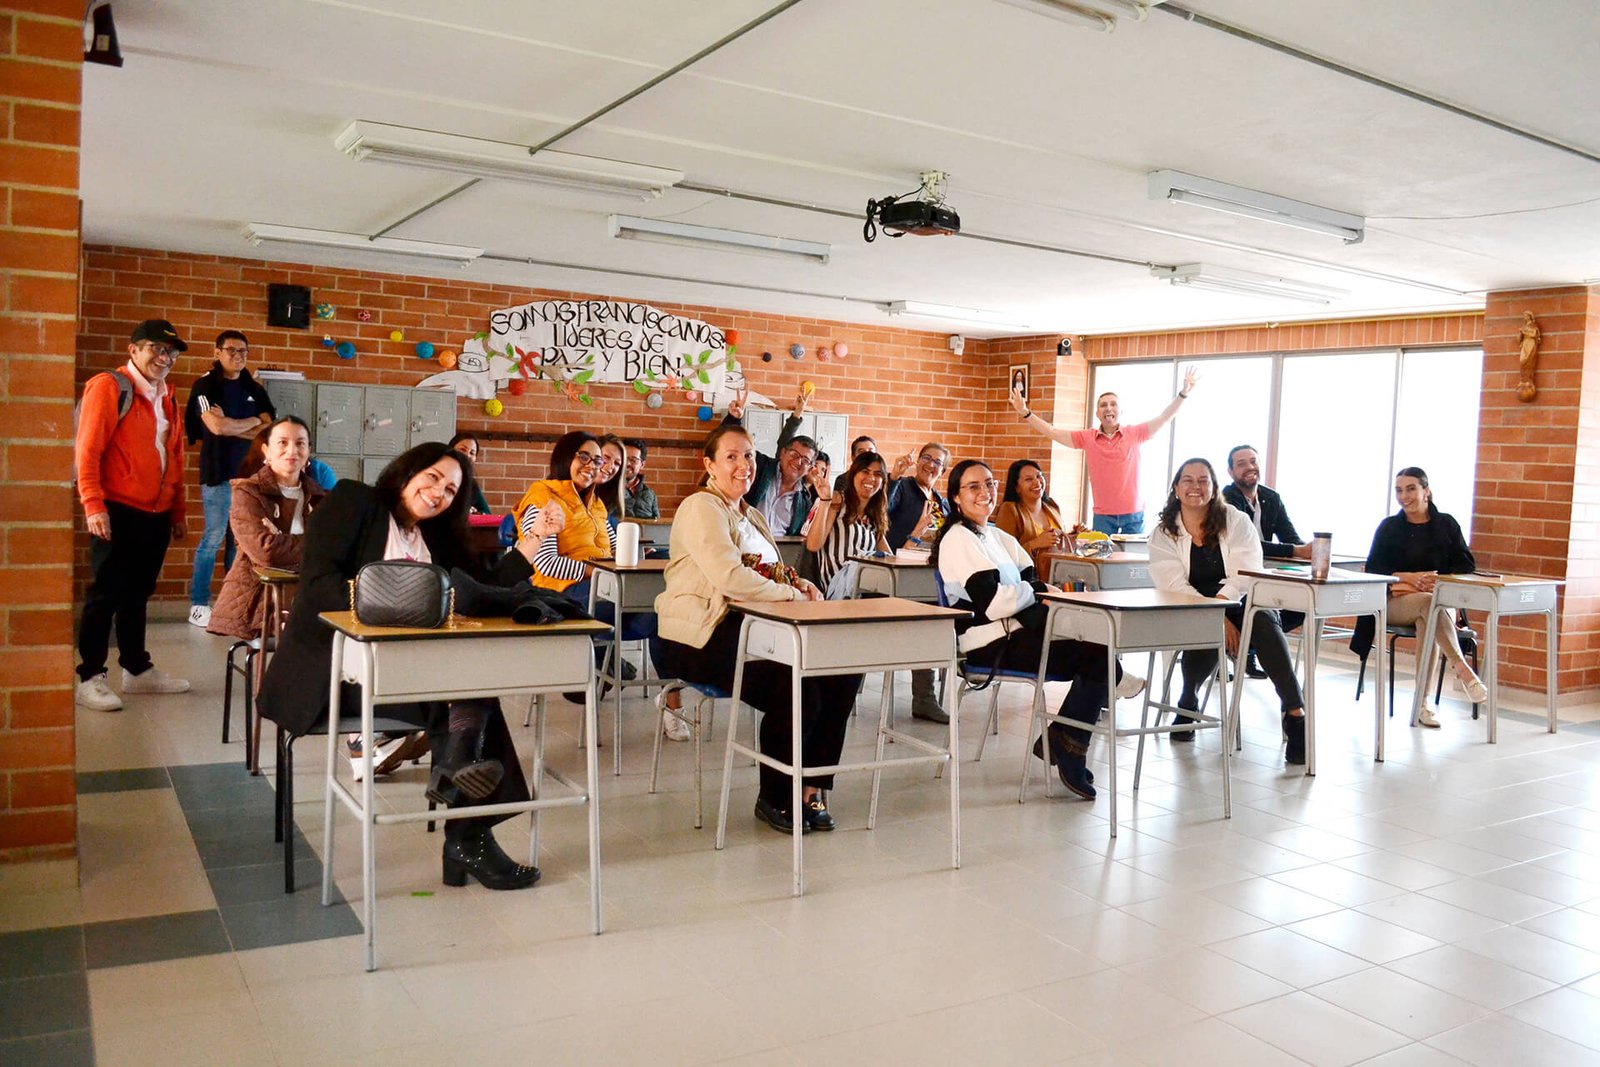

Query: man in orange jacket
left=74, top=320, right=193, bottom=711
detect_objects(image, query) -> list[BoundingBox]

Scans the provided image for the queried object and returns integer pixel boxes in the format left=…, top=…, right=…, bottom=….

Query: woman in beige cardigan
left=654, top=424, right=860, bottom=834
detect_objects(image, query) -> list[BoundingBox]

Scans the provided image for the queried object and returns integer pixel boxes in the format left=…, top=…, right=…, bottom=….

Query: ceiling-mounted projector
left=864, top=170, right=961, bottom=241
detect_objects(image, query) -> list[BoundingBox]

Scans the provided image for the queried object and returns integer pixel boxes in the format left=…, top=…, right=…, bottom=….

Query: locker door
left=318, top=454, right=361, bottom=484
left=315, top=384, right=363, bottom=456
left=362, top=456, right=391, bottom=484
left=408, top=389, right=455, bottom=448
left=362, top=386, right=410, bottom=456
left=261, top=380, right=315, bottom=443
left=812, top=413, right=848, bottom=467
left=744, top=408, right=783, bottom=456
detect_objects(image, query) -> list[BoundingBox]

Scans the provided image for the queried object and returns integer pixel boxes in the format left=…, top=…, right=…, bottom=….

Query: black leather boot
left=426, top=729, right=503, bottom=806
left=1057, top=749, right=1097, bottom=800
left=1033, top=724, right=1093, bottom=782
left=1283, top=712, right=1307, bottom=766
left=442, top=828, right=540, bottom=890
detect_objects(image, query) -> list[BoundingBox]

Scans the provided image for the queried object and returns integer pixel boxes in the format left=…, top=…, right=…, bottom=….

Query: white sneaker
left=1418, top=707, right=1442, bottom=729
left=1115, top=670, right=1147, bottom=700
left=662, top=709, right=693, bottom=742
left=121, top=667, right=190, bottom=694
left=188, top=605, right=211, bottom=628
left=347, top=734, right=407, bottom=782
left=76, top=672, right=123, bottom=712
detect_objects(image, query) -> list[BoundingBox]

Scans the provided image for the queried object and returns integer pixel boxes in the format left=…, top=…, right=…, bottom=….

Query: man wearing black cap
left=74, top=320, right=193, bottom=711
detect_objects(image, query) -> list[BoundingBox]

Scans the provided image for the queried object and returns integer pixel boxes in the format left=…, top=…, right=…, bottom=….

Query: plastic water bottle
left=1310, top=532, right=1332, bottom=580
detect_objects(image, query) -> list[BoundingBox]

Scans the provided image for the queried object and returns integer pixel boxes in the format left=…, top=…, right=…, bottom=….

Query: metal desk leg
left=1485, top=609, right=1500, bottom=744
left=528, top=695, right=547, bottom=864
left=1303, top=615, right=1320, bottom=777
left=1106, top=641, right=1120, bottom=838
left=358, top=659, right=378, bottom=972
left=790, top=626, right=805, bottom=897
left=868, top=671, right=891, bottom=830
left=714, top=616, right=754, bottom=851
left=1373, top=605, right=1387, bottom=762
left=320, top=633, right=344, bottom=909
left=584, top=674, right=603, bottom=934
left=1545, top=608, right=1559, bottom=734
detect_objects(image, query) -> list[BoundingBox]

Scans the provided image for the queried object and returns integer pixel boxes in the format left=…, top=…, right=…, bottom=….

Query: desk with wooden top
left=1109, top=534, right=1150, bottom=558
left=1045, top=551, right=1153, bottom=591
left=850, top=554, right=940, bottom=602
left=587, top=558, right=670, bottom=774
left=1237, top=566, right=1396, bottom=773
left=1033, top=589, right=1233, bottom=838
left=1412, top=573, right=1561, bottom=741
left=247, top=567, right=299, bottom=775
left=715, top=596, right=969, bottom=895
left=317, top=611, right=611, bottom=971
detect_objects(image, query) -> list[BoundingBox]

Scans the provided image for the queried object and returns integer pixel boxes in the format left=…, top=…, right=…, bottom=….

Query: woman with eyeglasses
left=512, top=431, right=612, bottom=607
left=934, top=459, right=1143, bottom=799
left=1147, top=458, right=1306, bottom=765
left=994, top=459, right=1068, bottom=577
left=886, top=443, right=953, bottom=722
left=801, top=450, right=892, bottom=598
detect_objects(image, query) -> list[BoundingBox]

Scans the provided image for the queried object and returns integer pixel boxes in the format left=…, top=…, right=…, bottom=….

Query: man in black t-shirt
left=183, top=330, right=273, bottom=627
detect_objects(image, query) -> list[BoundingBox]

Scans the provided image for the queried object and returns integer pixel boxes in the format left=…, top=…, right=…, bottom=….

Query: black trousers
left=658, top=614, right=860, bottom=808
left=78, top=501, right=172, bottom=680
left=1181, top=605, right=1304, bottom=714
left=966, top=626, right=1111, bottom=757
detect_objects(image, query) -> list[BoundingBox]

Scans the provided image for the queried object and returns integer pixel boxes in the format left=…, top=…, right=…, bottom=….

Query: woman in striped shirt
left=512, top=431, right=611, bottom=607
left=802, top=450, right=891, bottom=598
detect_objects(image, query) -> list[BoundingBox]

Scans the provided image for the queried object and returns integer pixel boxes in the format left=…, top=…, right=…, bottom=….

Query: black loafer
left=1057, top=753, right=1097, bottom=800
left=754, top=796, right=810, bottom=834
left=1032, top=733, right=1093, bottom=783
left=1245, top=653, right=1269, bottom=679
left=803, top=793, right=836, bottom=832
left=1170, top=713, right=1197, bottom=743
left=1283, top=712, right=1307, bottom=765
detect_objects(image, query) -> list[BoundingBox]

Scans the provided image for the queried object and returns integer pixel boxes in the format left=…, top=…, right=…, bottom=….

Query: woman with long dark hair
left=1148, top=458, right=1306, bottom=764
left=448, top=431, right=491, bottom=514
left=994, top=458, right=1067, bottom=576
left=1356, top=466, right=1482, bottom=728
left=802, top=450, right=891, bottom=597
left=593, top=433, right=627, bottom=527
left=512, top=431, right=612, bottom=605
left=932, top=459, right=1142, bottom=799
left=258, top=442, right=562, bottom=890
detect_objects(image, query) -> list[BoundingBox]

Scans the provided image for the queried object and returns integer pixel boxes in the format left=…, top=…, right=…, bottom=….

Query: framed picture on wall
left=1008, top=364, right=1029, bottom=400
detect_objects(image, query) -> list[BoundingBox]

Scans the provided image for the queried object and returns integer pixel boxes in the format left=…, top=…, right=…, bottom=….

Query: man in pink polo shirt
left=1010, top=365, right=1198, bottom=534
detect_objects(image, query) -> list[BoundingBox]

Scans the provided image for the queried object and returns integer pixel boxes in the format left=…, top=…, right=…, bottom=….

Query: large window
left=1085, top=347, right=1484, bottom=552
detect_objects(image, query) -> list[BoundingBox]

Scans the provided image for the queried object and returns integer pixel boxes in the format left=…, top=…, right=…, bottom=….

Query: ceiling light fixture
left=244, top=223, right=484, bottom=265
left=991, top=0, right=1116, bottom=32
left=1149, top=169, right=1365, bottom=244
left=1151, top=263, right=1349, bottom=305
left=608, top=215, right=831, bottom=265
left=335, top=121, right=683, bottom=201
left=884, top=300, right=1032, bottom=331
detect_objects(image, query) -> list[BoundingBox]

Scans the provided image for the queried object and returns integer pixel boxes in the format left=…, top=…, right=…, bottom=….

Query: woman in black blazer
left=1354, top=465, right=1484, bottom=729
left=259, top=442, right=560, bottom=890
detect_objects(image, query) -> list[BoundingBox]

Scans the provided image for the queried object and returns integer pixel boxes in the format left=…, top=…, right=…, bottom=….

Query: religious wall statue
left=1517, top=310, right=1542, bottom=402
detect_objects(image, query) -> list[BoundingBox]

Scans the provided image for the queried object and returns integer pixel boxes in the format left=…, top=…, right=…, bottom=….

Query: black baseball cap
left=130, top=319, right=188, bottom=352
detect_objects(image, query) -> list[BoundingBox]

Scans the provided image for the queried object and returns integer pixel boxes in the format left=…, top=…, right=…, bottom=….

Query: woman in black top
left=1357, top=466, right=1484, bottom=728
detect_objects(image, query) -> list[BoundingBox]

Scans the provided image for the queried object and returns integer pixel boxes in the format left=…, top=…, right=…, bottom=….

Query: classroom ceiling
left=82, top=0, right=1600, bottom=337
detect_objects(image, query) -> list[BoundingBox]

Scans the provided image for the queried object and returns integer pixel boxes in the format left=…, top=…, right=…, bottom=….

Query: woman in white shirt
left=933, top=459, right=1142, bottom=800
left=1147, top=457, right=1306, bottom=765
left=802, top=450, right=891, bottom=597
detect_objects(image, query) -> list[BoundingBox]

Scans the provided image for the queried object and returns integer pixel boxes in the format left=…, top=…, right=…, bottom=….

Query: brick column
left=1472, top=285, right=1600, bottom=694
left=982, top=336, right=1088, bottom=509
left=0, top=1, right=83, bottom=862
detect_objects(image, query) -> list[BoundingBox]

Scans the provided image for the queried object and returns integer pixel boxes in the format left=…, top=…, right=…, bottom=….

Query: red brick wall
left=0, top=0, right=81, bottom=863
left=76, top=246, right=1043, bottom=605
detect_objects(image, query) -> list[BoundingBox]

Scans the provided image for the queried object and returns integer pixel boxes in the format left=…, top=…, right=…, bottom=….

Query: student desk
left=248, top=567, right=298, bottom=775
left=775, top=536, right=808, bottom=568
left=1411, top=573, right=1561, bottom=741
left=1045, top=551, right=1153, bottom=591
left=589, top=558, right=671, bottom=774
left=715, top=596, right=968, bottom=896
left=318, top=611, right=610, bottom=971
left=1034, top=589, right=1233, bottom=838
left=1236, top=566, right=1396, bottom=774
left=1110, top=533, right=1150, bottom=558
left=850, top=554, right=940, bottom=602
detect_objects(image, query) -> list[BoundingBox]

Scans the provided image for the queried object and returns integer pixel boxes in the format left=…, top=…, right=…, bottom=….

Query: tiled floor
left=4, top=620, right=1598, bottom=1065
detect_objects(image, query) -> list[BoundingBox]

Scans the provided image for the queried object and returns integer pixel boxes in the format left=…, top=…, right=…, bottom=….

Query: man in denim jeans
left=1010, top=365, right=1198, bottom=535
left=183, top=330, right=273, bottom=627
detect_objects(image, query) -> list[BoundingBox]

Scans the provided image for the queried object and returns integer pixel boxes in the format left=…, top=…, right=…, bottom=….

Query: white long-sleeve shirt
left=1147, top=505, right=1262, bottom=603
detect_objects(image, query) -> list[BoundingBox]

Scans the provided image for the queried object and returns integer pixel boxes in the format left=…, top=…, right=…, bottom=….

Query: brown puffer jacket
left=206, top=465, right=327, bottom=639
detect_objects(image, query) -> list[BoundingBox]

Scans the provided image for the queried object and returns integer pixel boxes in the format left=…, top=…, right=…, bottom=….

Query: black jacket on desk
left=257, top=481, right=534, bottom=737
left=1222, top=483, right=1305, bottom=560
left=1349, top=509, right=1475, bottom=658
left=719, top=411, right=813, bottom=535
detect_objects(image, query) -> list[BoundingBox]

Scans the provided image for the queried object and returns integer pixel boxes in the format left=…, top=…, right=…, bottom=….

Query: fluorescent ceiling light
left=244, top=223, right=483, bottom=265
left=884, top=300, right=1032, bottom=330
left=1149, top=169, right=1365, bottom=244
left=335, top=121, right=683, bottom=201
left=991, top=0, right=1116, bottom=30
left=608, top=215, right=831, bottom=265
left=1151, top=263, right=1349, bottom=305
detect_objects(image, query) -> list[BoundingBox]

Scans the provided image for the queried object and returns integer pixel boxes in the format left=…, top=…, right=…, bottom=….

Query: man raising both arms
left=1010, top=365, right=1198, bottom=535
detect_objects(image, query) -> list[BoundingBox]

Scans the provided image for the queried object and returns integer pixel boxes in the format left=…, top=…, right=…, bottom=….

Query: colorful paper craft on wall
left=414, top=341, right=435, bottom=360
left=335, top=341, right=357, bottom=359
left=314, top=303, right=335, bottom=320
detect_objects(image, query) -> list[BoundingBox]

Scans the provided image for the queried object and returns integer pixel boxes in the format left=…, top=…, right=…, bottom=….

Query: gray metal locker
left=361, top=456, right=391, bottom=484
left=744, top=408, right=784, bottom=456
left=318, top=453, right=361, bottom=484
left=315, top=384, right=364, bottom=456
left=408, top=388, right=456, bottom=448
left=362, top=387, right=410, bottom=456
left=260, top=379, right=315, bottom=443
left=812, top=413, right=849, bottom=467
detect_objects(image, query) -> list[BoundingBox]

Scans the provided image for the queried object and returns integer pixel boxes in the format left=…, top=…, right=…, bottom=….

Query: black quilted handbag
left=348, top=561, right=453, bottom=628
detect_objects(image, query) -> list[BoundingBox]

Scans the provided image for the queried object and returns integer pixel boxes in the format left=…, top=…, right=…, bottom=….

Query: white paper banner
left=487, top=299, right=728, bottom=393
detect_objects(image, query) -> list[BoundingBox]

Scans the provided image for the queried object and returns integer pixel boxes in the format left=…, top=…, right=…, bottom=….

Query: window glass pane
left=1170, top=357, right=1274, bottom=499
left=1276, top=351, right=1398, bottom=559
left=1393, top=347, right=1483, bottom=538
left=1083, top=361, right=1176, bottom=527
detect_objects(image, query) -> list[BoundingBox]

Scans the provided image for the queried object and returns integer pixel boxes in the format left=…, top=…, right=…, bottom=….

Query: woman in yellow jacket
left=513, top=431, right=612, bottom=605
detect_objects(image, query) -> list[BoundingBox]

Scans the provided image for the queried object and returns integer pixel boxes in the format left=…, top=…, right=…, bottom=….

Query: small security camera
left=948, top=334, right=965, bottom=355
left=1057, top=337, right=1073, bottom=358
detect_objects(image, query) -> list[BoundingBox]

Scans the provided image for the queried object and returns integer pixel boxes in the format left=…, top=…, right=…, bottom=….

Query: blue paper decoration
left=335, top=341, right=357, bottom=360
left=414, top=341, right=435, bottom=360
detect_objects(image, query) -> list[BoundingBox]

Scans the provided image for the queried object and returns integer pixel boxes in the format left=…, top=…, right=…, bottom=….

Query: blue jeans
left=190, top=482, right=235, bottom=607
left=1092, top=511, right=1144, bottom=536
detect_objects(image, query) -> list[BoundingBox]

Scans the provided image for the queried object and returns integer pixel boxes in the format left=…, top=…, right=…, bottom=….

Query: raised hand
left=793, top=387, right=812, bottom=417
left=727, top=387, right=748, bottom=421
left=892, top=449, right=915, bottom=480
left=1182, top=364, right=1199, bottom=395
left=1009, top=383, right=1029, bottom=415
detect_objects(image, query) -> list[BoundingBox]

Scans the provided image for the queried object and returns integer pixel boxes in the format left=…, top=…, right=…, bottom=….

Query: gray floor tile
left=0, top=972, right=90, bottom=1040
left=166, top=762, right=263, bottom=805
left=83, top=910, right=230, bottom=970
left=192, top=830, right=315, bottom=871
left=219, top=892, right=359, bottom=952
left=0, top=926, right=84, bottom=981
left=76, top=767, right=171, bottom=794
left=207, top=860, right=324, bottom=907
left=0, top=1029, right=94, bottom=1067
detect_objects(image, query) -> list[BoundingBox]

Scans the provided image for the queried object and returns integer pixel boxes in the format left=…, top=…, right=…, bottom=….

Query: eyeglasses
left=140, top=343, right=180, bottom=360
left=219, top=346, right=250, bottom=357
left=918, top=454, right=947, bottom=468
left=572, top=452, right=603, bottom=468
left=783, top=449, right=815, bottom=468
left=961, top=479, right=1000, bottom=494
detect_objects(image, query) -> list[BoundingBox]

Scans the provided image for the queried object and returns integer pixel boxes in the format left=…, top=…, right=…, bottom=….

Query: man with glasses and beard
left=722, top=387, right=820, bottom=536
